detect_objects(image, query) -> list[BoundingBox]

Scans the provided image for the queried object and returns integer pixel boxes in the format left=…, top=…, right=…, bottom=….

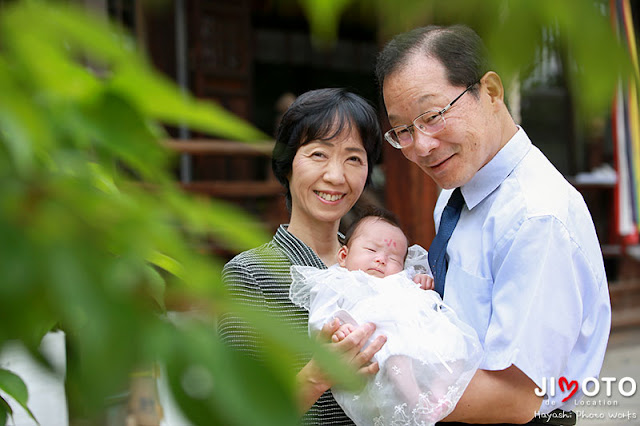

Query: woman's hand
left=323, top=318, right=386, bottom=377
left=296, top=318, right=386, bottom=413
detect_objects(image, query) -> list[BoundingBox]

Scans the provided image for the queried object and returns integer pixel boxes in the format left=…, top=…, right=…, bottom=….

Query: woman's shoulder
left=224, top=240, right=285, bottom=270
left=222, top=238, right=298, bottom=295
left=223, top=236, right=302, bottom=280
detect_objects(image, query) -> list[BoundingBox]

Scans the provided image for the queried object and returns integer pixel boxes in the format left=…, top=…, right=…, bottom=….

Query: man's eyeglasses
left=384, top=82, right=478, bottom=149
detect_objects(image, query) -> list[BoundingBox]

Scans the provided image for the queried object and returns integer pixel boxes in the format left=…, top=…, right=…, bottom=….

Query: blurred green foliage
left=300, top=0, right=633, bottom=118
left=0, top=1, right=360, bottom=425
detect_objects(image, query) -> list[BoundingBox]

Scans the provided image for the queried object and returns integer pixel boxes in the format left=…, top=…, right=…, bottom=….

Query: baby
left=330, top=210, right=432, bottom=342
left=289, top=207, right=483, bottom=426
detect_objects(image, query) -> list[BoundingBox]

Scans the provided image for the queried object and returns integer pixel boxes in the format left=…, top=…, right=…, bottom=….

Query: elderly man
left=376, top=25, right=611, bottom=425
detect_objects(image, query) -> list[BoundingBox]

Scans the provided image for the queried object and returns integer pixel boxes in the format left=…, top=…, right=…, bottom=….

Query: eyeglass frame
left=384, top=81, right=479, bottom=149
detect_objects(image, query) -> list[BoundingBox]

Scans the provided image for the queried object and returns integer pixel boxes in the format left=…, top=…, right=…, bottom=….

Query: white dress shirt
left=435, top=127, right=611, bottom=413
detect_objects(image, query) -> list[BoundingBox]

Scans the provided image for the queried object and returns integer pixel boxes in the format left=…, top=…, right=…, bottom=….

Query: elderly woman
left=218, top=88, right=385, bottom=424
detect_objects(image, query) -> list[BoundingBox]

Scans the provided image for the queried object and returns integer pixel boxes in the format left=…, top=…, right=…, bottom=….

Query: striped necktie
left=428, top=188, right=465, bottom=298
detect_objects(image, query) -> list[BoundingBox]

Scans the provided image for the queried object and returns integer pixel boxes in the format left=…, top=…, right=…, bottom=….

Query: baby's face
left=338, top=218, right=408, bottom=278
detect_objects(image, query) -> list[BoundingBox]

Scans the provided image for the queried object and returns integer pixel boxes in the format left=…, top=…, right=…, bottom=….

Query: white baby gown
left=289, top=245, right=483, bottom=426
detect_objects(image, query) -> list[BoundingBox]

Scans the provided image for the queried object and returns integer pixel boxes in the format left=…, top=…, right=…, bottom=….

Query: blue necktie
left=429, top=188, right=465, bottom=298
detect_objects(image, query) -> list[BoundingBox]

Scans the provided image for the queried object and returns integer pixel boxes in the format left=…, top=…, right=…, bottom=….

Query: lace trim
left=372, top=385, right=460, bottom=426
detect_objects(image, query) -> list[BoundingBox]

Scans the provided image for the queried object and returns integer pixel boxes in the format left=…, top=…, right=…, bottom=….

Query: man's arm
left=443, top=216, right=601, bottom=422
left=443, top=365, right=543, bottom=424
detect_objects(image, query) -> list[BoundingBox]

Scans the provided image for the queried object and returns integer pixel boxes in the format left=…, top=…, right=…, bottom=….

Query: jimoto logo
left=535, top=376, right=637, bottom=402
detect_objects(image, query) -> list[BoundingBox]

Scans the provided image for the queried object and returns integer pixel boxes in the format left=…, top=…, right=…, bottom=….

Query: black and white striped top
left=219, top=225, right=354, bottom=425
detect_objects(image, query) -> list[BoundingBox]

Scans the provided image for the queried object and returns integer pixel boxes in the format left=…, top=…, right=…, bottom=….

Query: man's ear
left=481, top=71, right=505, bottom=105
left=337, top=245, right=348, bottom=267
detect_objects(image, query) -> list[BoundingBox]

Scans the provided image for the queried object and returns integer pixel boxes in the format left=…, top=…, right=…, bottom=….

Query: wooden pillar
left=382, top=141, right=439, bottom=249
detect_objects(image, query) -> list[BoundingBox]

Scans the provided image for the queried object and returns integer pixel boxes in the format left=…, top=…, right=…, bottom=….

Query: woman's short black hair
left=272, top=88, right=382, bottom=210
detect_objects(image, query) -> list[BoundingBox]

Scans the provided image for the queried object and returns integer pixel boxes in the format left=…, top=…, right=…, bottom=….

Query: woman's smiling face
left=288, top=126, right=368, bottom=227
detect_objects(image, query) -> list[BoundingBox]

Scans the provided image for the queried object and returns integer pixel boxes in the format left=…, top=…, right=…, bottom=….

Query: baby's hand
left=413, top=273, right=434, bottom=290
left=331, top=322, right=357, bottom=343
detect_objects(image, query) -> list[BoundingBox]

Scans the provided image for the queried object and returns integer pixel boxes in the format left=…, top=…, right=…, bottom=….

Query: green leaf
left=298, top=0, right=354, bottom=46
left=87, top=162, right=120, bottom=196
left=0, top=396, right=11, bottom=426
left=2, top=1, right=134, bottom=68
left=229, top=300, right=362, bottom=391
left=165, top=324, right=300, bottom=426
left=146, top=251, right=184, bottom=280
left=0, top=58, right=49, bottom=175
left=161, top=190, right=272, bottom=254
left=82, top=90, right=168, bottom=180
left=0, top=369, right=37, bottom=423
left=109, top=65, right=269, bottom=141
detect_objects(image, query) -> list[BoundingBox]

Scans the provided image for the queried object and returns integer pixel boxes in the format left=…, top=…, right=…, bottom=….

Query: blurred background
left=96, top=0, right=639, bottom=324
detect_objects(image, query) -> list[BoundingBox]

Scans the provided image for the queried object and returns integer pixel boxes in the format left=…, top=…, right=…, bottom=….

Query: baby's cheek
left=389, top=264, right=404, bottom=275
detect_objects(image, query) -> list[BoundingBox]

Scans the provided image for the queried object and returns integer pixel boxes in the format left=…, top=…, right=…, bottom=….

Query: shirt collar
left=273, top=224, right=327, bottom=269
left=461, top=127, right=532, bottom=210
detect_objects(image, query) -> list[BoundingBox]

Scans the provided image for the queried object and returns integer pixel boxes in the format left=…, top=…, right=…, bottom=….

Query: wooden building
left=106, top=0, right=440, bottom=252
left=104, top=0, right=639, bottom=326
